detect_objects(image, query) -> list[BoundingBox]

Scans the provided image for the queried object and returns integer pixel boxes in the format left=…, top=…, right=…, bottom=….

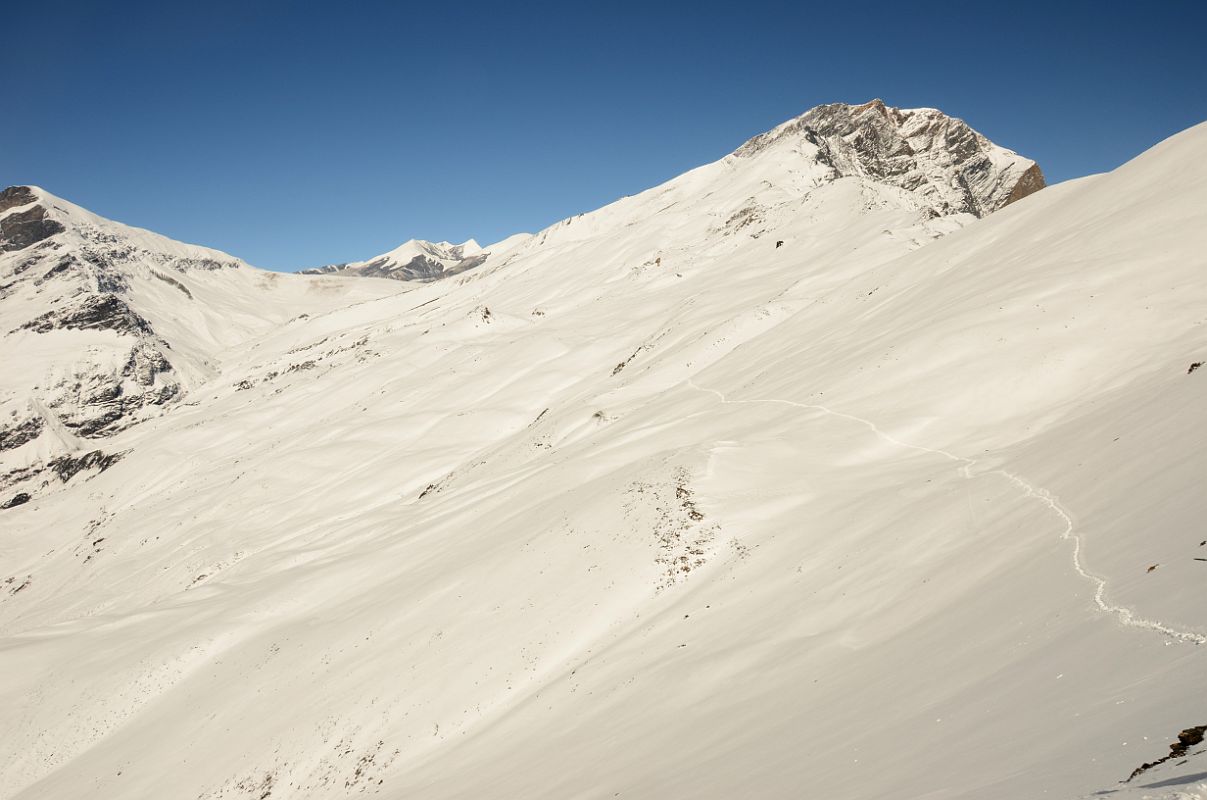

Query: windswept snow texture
left=2, top=104, right=1206, bottom=800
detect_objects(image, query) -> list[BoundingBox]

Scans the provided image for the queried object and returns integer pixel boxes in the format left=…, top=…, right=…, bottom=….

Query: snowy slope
left=2, top=105, right=1206, bottom=800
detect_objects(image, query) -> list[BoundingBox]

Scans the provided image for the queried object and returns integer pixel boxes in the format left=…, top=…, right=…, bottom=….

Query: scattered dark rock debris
left=1146, top=564, right=1159, bottom=573
left=233, top=771, right=275, bottom=799
left=776, top=240, right=784, bottom=248
left=1127, top=725, right=1207, bottom=781
left=612, top=344, right=649, bottom=376
left=418, top=483, right=438, bottom=500
left=676, top=484, right=705, bottom=521
left=287, top=337, right=329, bottom=355
left=286, top=360, right=317, bottom=373
left=48, top=449, right=125, bottom=483
left=1, top=492, right=31, bottom=509
left=0, top=417, right=44, bottom=451
left=1189, top=362, right=1203, bottom=374
left=7, top=576, right=32, bottom=595
left=626, top=467, right=717, bottom=590
left=234, top=379, right=255, bottom=391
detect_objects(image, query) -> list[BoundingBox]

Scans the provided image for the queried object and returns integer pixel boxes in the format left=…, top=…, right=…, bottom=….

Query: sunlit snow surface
left=1, top=117, right=1206, bottom=799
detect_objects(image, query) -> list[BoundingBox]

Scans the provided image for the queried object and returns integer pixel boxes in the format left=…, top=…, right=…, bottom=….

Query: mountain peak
left=736, top=100, right=1044, bottom=217
left=300, top=237, right=490, bottom=282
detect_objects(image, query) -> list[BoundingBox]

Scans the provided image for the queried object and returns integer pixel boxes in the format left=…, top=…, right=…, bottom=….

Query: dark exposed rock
left=0, top=463, right=42, bottom=492
left=47, top=449, right=125, bottom=483
left=19, top=293, right=153, bottom=336
left=34, top=254, right=78, bottom=286
left=1, top=204, right=65, bottom=251
left=1189, top=362, right=1203, bottom=374
left=1127, top=724, right=1207, bottom=781
left=0, top=417, right=43, bottom=451
left=10, top=254, right=42, bottom=277
left=1, top=492, right=31, bottom=509
left=1002, top=162, right=1046, bottom=209
left=64, top=382, right=180, bottom=437
left=0, top=186, right=38, bottom=214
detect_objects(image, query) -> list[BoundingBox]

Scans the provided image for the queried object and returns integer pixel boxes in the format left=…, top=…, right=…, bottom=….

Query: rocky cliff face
left=736, top=99, right=1044, bottom=217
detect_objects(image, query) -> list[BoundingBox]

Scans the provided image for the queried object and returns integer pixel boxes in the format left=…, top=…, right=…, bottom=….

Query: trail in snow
left=687, top=379, right=1206, bottom=646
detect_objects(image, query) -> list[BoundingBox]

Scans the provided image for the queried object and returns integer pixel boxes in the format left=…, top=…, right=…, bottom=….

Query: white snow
left=1, top=111, right=1205, bottom=800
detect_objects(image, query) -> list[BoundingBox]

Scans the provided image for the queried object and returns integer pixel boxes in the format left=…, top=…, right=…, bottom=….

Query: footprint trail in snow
left=687, top=379, right=1207, bottom=646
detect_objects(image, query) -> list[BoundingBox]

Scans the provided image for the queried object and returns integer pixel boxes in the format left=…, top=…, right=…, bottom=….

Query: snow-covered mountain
left=300, top=238, right=497, bottom=282
left=295, top=100, right=1042, bottom=285
left=2, top=101, right=1205, bottom=800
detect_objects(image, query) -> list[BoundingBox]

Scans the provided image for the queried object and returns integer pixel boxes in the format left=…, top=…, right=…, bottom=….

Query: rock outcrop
left=1, top=203, right=66, bottom=251
left=736, top=99, right=1044, bottom=217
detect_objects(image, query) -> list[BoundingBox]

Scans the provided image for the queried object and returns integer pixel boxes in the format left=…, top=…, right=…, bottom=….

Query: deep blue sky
left=4, top=1, right=1205, bottom=270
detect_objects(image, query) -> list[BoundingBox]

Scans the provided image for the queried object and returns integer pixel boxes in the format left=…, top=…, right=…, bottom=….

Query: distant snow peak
left=736, top=99, right=1045, bottom=217
left=301, top=237, right=489, bottom=282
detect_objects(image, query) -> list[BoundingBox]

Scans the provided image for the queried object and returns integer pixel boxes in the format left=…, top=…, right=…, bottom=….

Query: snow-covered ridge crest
left=735, top=98, right=1045, bottom=217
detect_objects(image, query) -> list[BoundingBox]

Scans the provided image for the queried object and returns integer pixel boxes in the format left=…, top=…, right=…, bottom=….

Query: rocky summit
left=738, top=99, right=1044, bottom=217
